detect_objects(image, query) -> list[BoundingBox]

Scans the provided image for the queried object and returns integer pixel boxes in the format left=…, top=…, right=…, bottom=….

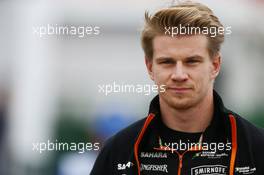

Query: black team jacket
left=90, top=90, right=264, bottom=175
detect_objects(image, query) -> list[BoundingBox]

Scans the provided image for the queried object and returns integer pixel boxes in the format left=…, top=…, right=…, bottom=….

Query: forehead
left=152, top=35, right=209, bottom=59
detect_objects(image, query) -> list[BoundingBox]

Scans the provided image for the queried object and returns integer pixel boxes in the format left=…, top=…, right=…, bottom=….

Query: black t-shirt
left=158, top=119, right=202, bottom=153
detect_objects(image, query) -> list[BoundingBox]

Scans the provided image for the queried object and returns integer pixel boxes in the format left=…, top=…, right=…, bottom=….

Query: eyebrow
left=155, top=57, right=174, bottom=61
left=185, top=55, right=204, bottom=60
left=155, top=55, right=204, bottom=61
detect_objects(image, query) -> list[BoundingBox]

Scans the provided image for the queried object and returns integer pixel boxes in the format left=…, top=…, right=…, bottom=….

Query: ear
left=211, top=53, right=222, bottom=79
left=145, top=57, right=154, bottom=80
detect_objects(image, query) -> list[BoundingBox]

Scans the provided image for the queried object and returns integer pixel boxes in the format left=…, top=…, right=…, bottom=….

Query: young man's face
left=146, top=35, right=221, bottom=109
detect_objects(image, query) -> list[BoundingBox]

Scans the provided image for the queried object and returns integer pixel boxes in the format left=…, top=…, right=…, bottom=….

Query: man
left=91, top=1, right=264, bottom=175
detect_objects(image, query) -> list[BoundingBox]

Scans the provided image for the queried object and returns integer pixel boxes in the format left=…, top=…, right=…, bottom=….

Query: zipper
left=155, top=134, right=204, bottom=175
left=177, top=154, right=183, bottom=175
left=154, top=138, right=203, bottom=175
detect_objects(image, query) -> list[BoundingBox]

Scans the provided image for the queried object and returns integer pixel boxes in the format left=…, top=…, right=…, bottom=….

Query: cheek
left=153, top=72, right=165, bottom=85
left=191, top=68, right=211, bottom=86
left=153, top=66, right=171, bottom=83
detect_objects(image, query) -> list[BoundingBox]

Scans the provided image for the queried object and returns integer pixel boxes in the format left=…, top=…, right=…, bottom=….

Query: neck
left=159, top=90, right=214, bottom=133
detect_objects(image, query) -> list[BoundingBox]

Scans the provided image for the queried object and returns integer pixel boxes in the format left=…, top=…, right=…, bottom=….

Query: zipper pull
left=177, top=155, right=183, bottom=175
left=179, top=155, right=183, bottom=168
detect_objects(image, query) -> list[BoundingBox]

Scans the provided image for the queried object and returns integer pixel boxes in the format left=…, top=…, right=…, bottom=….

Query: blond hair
left=141, top=1, right=225, bottom=59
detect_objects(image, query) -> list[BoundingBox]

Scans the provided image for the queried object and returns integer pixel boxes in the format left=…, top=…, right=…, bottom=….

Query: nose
left=171, top=62, right=188, bottom=81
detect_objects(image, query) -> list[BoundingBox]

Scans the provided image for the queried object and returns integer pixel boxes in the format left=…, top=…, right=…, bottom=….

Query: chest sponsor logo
left=140, top=152, right=167, bottom=158
left=235, top=166, right=256, bottom=174
left=140, top=164, right=168, bottom=173
left=191, top=165, right=227, bottom=175
left=117, top=161, right=134, bottom=170
left=193, top=151, right=229, bottom=159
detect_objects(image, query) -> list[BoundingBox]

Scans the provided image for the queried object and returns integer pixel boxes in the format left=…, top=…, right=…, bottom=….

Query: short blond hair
left=141, top=1, right=225, bottom=59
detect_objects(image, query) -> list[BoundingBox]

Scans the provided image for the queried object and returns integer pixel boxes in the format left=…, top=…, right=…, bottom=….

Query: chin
left=170, top=99, right=194, bottom=110
left=162, top=93, right=195, bottom=110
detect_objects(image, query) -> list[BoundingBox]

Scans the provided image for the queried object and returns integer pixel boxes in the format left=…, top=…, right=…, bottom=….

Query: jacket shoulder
left=90, top=117, right=146, bottom=175
left=232, top=112, right=264, bottom=173
left=234, top=113, right=264, bottom=143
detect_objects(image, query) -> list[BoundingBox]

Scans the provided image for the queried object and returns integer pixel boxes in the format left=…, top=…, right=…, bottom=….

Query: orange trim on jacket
left=134, top=113, right=155, bottom=175
left=229, top=114, right=237, bottom=175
